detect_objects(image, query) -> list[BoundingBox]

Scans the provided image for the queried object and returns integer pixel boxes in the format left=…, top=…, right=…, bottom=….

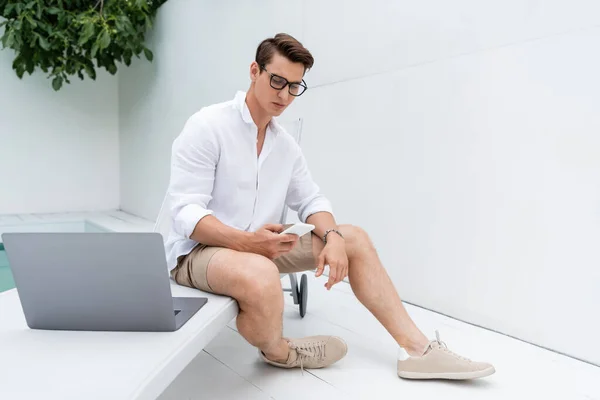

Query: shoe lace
left=427, top=330, right=472, bottom=362
left=289, top=340, right=326, bottom=374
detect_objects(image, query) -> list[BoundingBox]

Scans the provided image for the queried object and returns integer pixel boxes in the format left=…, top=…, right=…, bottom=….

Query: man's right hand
left=247, top=224, right=299, bottom=260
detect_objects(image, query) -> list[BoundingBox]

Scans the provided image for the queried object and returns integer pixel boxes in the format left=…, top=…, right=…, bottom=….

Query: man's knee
left=341, top=224, right=370, bottom=246
left=237, top=255, right=282, bottom=306
left=338, top=224, right=375, bottom=263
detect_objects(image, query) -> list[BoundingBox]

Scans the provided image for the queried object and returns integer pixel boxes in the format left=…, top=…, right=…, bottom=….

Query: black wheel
left=292, top=281, right=300, bottom=305
left=299, top=273, right=308, bottom=318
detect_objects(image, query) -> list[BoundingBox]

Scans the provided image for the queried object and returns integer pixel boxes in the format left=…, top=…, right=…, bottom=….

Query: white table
left=0, top=282, right=238, bottom=400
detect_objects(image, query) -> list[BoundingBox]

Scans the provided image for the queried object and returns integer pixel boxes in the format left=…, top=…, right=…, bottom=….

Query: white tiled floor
left=158, top=274, right=600, bottom=400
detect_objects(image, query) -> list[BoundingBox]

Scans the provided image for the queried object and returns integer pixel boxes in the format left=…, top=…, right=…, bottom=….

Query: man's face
left=251, top=52, right=306, bottom=117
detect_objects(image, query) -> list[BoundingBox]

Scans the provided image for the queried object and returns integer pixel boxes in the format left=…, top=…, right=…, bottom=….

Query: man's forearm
left=306, top=211, right=340, bottom=241
left=190, top=215, right=252, bottom=251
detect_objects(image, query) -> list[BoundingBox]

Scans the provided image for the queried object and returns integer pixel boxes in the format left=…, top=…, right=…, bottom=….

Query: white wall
left=298, top=0, right=600, bottom=365
left=0, top=41, right=120, bottom=214
left=119, top=0, right=600, bottom=364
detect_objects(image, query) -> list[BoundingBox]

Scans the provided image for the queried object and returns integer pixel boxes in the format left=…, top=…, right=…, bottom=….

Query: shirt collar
left=234, top=91, right=282, bottom=135
left=234, top=91, right=254, bottom=125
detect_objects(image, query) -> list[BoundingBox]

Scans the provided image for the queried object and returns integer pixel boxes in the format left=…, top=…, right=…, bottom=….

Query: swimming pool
left=0, top=220, right=110, bottom=293
left=0, top=246, right=15, bottom=293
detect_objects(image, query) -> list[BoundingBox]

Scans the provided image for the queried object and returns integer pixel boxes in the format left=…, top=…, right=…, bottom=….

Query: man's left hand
left=315, top=237, right=348, bottom=290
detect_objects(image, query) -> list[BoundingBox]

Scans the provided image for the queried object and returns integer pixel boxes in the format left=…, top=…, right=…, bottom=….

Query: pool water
left=0, top=247, right=15, bottom=293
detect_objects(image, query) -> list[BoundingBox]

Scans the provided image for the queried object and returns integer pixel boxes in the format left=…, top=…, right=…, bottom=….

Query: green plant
left=0, top=0, right=167, bottom=90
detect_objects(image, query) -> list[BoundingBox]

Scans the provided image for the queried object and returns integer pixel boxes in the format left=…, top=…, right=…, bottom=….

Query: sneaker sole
left=398, top=366, right=495, bottom=380
left=337, top=336, right=349, bottom=358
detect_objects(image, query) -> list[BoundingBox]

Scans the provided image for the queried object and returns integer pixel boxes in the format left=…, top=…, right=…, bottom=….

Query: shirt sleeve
left=285, top=145, right=334, bottom=223
left=168, top=112, right=218, bottom=239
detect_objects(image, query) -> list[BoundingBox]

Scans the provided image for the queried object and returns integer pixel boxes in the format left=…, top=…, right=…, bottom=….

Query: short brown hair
left=255, top=33, right=314, bottom=73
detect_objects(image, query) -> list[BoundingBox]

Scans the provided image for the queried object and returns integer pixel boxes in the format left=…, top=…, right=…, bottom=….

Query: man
left=166, top=33, right=495, bottom=380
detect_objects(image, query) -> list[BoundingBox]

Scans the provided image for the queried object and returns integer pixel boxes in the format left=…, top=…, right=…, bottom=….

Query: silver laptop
left=1, top=232, right=207, bottom=332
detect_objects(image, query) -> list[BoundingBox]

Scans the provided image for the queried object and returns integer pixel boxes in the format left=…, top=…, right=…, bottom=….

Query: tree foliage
left=0, top=0, right=167, bottom=90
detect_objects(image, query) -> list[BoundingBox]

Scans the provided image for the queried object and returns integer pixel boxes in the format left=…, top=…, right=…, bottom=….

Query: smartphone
left=280, top=223, right=315, bottom=237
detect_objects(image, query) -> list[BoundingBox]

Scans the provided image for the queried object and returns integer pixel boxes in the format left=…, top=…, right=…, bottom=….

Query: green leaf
left=28, top=34, right=38, bottom=47
left=77, top=70, right=84, bottom=80
left=143, top=48, right=153, bottom=62
left=12, top=56, right=22, bottom=68
left=52, top=76, right=63, bottom=91
left=84, top=63, right=96, bottom=80
left=46, top=7, right=61, bottom=15
left=38, top=36, right=51, bottom=51
left=121, top=17, right=136, bottom=35
left=4, top=30, right=15, bottom=48
left=35, top=21, right=51, bottom=35
left=123, top=49, right=132, bottom=66
left=13, top=57, right=26, bottom=79
left=78, top=23, right=96, bottom=46
left=4, top=4, right=16, bottom=15
left=26, top=59, right=34, bottom=74
left=91, top=42, right=99, bottom=58
left=26, top=16, right=37, bottom=28
left=114, top=17, right=124, bottom=31
left=98, top=29, right=110, bottom=50
left=107, top=63, right=117, bottom=75
left=5, top=30, right=15, bottom=47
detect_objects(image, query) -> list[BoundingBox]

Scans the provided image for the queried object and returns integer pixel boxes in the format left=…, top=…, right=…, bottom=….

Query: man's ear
left=250, top=61, right=260, bottom=82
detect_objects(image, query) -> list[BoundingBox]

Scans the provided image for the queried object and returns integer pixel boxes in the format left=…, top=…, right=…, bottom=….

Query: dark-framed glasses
left=260, top=65, right=308, bottom=97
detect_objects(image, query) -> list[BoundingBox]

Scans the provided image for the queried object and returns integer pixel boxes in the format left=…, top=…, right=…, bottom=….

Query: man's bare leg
left=312, top=225, right=429, bottom=356
left=206, top=250, right=289, bottom=362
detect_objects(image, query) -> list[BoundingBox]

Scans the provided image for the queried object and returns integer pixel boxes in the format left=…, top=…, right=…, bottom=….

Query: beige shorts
left=170, top=226, right=317, bottom=293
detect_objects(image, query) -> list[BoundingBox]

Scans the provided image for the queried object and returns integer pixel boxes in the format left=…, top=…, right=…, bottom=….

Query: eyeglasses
left=260, top=65, right=308, bottom=97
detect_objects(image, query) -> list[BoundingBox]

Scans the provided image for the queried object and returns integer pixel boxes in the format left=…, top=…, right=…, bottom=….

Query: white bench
left=0, top=282, right=237, bottom=399
left=0, top=211, right=238, bottom=400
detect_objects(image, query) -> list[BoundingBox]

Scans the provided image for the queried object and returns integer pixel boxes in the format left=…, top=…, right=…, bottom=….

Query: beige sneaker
left=260, top=336, right=348, bottom=371
left=397, top=331, right=495, bottom=380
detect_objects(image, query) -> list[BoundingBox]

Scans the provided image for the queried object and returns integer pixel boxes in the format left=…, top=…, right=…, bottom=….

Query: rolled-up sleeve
left=168, top=112, right=218, bottom=239
left=285, top=147, right=334, bottom=222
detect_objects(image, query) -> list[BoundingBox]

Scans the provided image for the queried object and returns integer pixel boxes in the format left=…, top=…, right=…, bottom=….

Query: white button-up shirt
left=164, top=91, right=333, bottom=270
